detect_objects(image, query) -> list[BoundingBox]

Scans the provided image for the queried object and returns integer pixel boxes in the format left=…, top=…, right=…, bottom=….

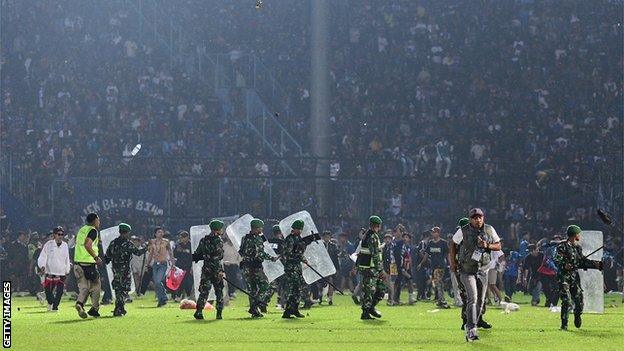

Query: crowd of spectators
left=1, top=0, right=622, bottom=284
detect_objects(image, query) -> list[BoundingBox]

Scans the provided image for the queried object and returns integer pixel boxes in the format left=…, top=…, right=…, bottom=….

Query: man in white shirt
left=450, top=208, right=501, bottom=342
left=37, top=226, right=71, bottom=312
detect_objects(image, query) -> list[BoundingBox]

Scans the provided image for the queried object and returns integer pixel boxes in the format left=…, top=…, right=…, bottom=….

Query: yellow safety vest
left=74, top=225, right=99, bottom=264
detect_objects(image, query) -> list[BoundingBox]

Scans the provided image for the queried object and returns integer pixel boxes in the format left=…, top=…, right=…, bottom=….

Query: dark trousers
left=504, top=275, right=517, bottom=299
left=99, top=265, right=112, bottom=302
left=139, top=267, right=153, bottom=295
left=415, top=267, right=429, bottom=299
left=44, top=276, right=65, bottom=308
left=540, top=274, right=558, bottom=306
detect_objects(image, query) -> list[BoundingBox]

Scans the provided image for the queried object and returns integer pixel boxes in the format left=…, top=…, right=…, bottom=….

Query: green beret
left=291, top=220, right=305, bottom=230
left=272, top=225, right=282, bottom=234
left=458, top=217, right=469, bottom=227
left=209, top=220, right=224, bottom=231
left=369, top=215, right=382, bottom=225
left=250, top=219, right=264, bottom=229
left=119, top=223, right=132, bottom=233
left=566, top=225, right=582, bottom=236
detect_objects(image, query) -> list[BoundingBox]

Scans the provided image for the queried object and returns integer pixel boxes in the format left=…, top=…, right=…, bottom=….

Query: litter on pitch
left=179, top=299, right=214, bottom=311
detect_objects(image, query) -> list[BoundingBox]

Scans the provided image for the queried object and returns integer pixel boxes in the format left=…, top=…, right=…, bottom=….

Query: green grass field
left=10, top=291, right=624, bottom=351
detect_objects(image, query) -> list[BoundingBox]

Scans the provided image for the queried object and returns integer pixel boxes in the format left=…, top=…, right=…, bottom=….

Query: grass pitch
left=10, top=291, right=624, bottom=351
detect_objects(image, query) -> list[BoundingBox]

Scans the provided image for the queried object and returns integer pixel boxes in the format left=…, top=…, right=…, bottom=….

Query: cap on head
left=179, top=231, right=189, bottom=237
left=469, top=208, right=484, bottom=218
left=291, top=220, right=304, bottom=230
left=53, top=226, right=64, bottom=234
left=209, top=220, right=224, bottom=231
left=119, top=223, right=132, bottom=233
left=384, top=232, right=393, bottom=239
left=566, top=225, right=582, bottom=237
left=250, top=219, right=264, bottom=229
left=431, top=226, right=441, bottom=233
left=369, top=215, right=382, bottom=225
left=86, top=213, right=98, bottom=224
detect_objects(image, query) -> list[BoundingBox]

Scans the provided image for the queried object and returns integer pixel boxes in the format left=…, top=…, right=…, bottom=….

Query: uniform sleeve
left=126, top=240, right=148, bottom=256
left=256, top=237, right=271, bottom=260
left=193, top=238, right=206, bottom=258
left=452, top=228, right=463, bottom=245
left=37, top=242, right=48, bottom=269
left=282, top=236, right=293, bottom=260
left=554, top=244, right=566, bottom=269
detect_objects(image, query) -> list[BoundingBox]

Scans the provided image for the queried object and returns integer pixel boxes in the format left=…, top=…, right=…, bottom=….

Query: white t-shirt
left=453, top=225, right=501, bottom=272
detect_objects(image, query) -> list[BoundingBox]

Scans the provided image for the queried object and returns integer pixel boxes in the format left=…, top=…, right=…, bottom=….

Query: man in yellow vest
left=73, top=213, right=103, bottom=319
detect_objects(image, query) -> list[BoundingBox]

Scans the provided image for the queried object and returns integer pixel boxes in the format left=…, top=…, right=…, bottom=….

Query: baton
left=583, top=245, right=604, bottom=260
left=303, top=261, right=344, bottom=295
left=223, top=276, right=263, bottom=303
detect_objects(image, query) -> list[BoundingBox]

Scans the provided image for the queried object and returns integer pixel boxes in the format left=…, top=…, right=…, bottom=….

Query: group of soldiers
left=60, top=210, right=605, bottom=341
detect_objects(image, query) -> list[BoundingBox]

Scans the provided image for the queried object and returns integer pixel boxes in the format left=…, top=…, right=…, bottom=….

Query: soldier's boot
left=194, top=309, right=204, bottom=320
left=351, top=295, right=360, bottom=305
left=113, top=302, right=124, bottom=317
left=292, top=309, right=305, bottom=318
left=282, top=309, right=294, bottom=319
left=574, top=313, right=582, bottom=328
left=369, top=308, right=382, bottom=318
left=216, top=309, right=223, bottom=320
left=477, top=318, right=492, bottom=329
left=360, top=309, right=373, bottom=320
left=560, top=318, right=568, bottom=330
left=259, top=304, right=268, bottom=313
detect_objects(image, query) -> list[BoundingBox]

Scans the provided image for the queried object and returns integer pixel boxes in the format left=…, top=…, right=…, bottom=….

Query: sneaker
left=87, top=308, right=100, bottom=318
left=216, top=310, right=222, bottom=320
left=174, top=297, right=182, bottom=303
left=560, top=324, right=568, bottom=331
left=47, top=304, right=53, bottom=312
left=113, top=308, right=124, bottom=317
left=328, top=299, right=333, bottom=306
left=37, top=292, right=46, bottom=305
left=193, top=310, right=204, bottom=320
left=276, top=304, right=284, bottom=311
left=75, top=304, right=88, bottom=319
left=156, top=301, right=167, bottom=308
left=360, top=310, right=373, bottom=320
left=351, top=295, right=360, bottom=305
left=51, top=307, right=58, bottom=312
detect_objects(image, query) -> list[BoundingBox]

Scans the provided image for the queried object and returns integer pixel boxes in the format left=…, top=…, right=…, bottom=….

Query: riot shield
left=190, top=215, right=238, bottom=300
left=280, top=211, right=336, bottom=284
left=100, top=226, right=136, bottom=299
left=578, top=230, right=604, bottom=313
left=225, top=214, right=284, bottom=282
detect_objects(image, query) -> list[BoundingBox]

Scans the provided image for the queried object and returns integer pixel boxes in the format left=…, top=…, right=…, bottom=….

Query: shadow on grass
left=21, top=311, right=48, bottom=314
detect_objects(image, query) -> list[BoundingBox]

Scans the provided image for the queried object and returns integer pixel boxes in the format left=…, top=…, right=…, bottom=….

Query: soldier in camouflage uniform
left=192, top=220, right=226, bottom=320
left=239, top=218, right=276, bottom=318
left=104, top=223, right=148, bottom=317
left=281, top=220, right=307, bottom=318
left=554, top=225, right=603, bottom=330
left=356, top=215, right=387, bottom=320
